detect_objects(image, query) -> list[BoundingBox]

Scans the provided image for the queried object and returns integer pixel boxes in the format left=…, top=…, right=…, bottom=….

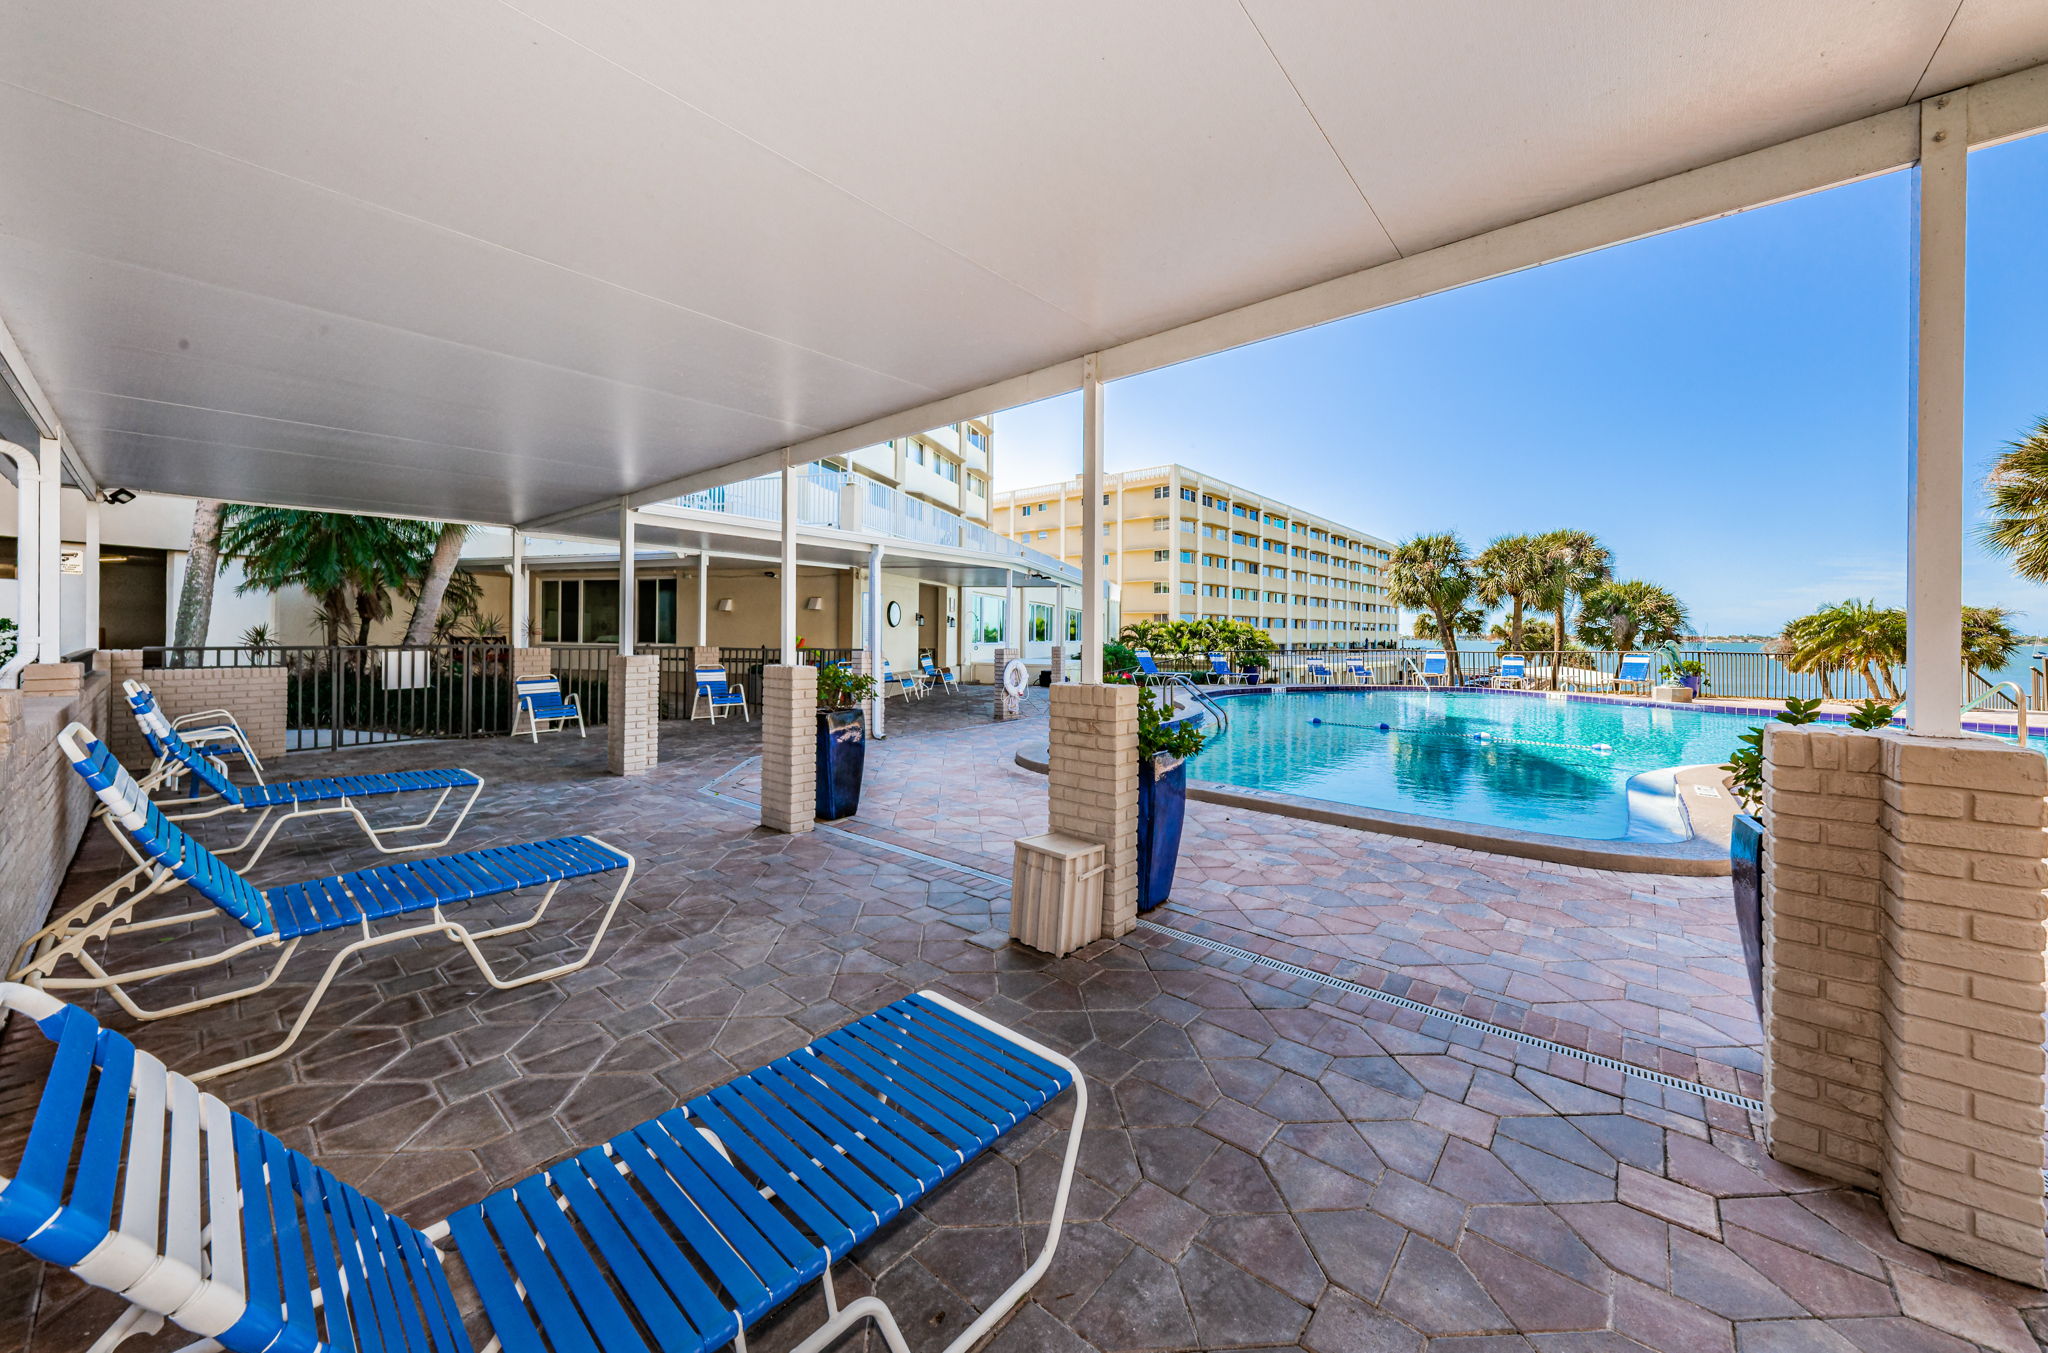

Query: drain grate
left=1133, top=918, right=1764, bottom=1114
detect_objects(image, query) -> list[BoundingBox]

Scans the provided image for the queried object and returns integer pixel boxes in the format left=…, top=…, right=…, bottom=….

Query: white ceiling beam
left=514, top=55, right=2048, bottom=538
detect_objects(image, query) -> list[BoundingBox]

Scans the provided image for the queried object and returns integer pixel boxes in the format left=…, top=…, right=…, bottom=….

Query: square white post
left=1081, top=353, right=1105, bottom=682
left=617, top=504, right=636, bottom=655
left=780, top=461, right=799, bottom=665
left=509, top=528, right=528, bottom=647
left=1907, top=90, right=1967, bottom=735
left=36, top=436, right=59, bottom=661
left=697, top=549, right=711, bottom=645
left=866, top=543, right=886, bottom=738
left=83, top=492, right=100, bottom=649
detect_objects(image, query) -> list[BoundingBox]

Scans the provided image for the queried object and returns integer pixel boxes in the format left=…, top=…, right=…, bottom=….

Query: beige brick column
left=1763, top=724, right=2048, bottom=1287
left=20, top=662, right=84, bottom=698
left=760, top=665, right=816, bottom=834
left=1050, top=645, right=1068, bottom=685
left=1878, top=734, right=2047, bottom=1284
left=606, top=654, right=659, bottom=776
left=1048, top=683, right=1138, bottom=937
left=102, top=650, right=147, bottom=767
left=1762, top=725, right=1886, bottom=1188
left=508, top=647, right=555, bottom=681
left=992, top=647, right=1020, bottom=721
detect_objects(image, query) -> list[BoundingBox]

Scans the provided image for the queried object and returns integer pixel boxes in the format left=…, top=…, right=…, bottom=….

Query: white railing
left=665, top=468, right=1075, bottom=578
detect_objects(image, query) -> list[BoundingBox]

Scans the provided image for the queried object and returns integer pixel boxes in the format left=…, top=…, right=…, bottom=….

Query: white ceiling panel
left=0, top=1, right=2040, bottom=527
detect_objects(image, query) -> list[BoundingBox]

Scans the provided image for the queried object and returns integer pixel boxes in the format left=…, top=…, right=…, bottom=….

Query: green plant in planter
left=1103, top=641, right=1139, bottom=677
left=1723, top=697, right=1823, bottom=814
left=1659, top=659, right=1710, bottom=689
left=1134, top=682, right=1206, bottom=761
left=1846, top=698, right=1897, bottom=731
left=815, top=663, right=878, bottom=709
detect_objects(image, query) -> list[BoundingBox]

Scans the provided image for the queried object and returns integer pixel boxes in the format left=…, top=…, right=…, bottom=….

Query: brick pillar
left=1878, top=734, right=2047, bottom=1284
left=1050, top=645, right=1068, bottom=684
left=509, top=647, right=555, bottom=681
left=20, top=663, right=84, bottom=698
left=760, top=665, right=816, bottom=834
left=992, top=647, right=1020, bottom=722
left=1048, top=683, right=1138, bottom=937
left=1762, top=725, right=1886, bottom=1188
left=1763, top=724, right=2048, bottom=1287
left=606, top=654, right=658, bottom=776
left=102, top=650, right=146, bottom=768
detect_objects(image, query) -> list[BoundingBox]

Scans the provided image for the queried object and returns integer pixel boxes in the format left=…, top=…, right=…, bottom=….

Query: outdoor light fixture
left=102, top=487, right=135, bottom=505
left=715, top=598, right=734, bottom=612
left=804, top=596, right=823, bottom=610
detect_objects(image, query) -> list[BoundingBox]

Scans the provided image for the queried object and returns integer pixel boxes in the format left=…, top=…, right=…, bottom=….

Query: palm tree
left=1411, top=606, right=1485, bottom=641
left=1491, top=617, right=1557, bottom=652
left=1532, top=529, right=1612, bottom=689
left=218, top=507, right=444, bottom=645
left=1576, top=580, right=1690, bottom=674
left=401, top=523, right=471, bottom=646
left=1781, top=599, right=1905, bottom=701
left=1981, top=417, right=2048, bottom=580
left=1962, top=605, right=2023, bottom=680
left=1387, top=533, right=1476, bottom=684
left=1474, top=534, right=1547, bottom=654
left=172, top=499, right=225, bottom=650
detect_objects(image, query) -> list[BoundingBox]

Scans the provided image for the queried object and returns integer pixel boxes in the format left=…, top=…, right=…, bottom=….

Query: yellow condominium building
left=994, top=465, right=1399, bottom=644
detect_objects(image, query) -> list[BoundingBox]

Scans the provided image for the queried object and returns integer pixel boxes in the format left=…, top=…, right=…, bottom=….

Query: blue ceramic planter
left=815, top=708, right=866, bottom=821
left=1137, top=753, right=1187, bottom=912
left=1731, top=813, right=1764, bottom=1021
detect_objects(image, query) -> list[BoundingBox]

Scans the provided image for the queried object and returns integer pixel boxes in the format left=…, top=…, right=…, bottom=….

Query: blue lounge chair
left=691, top=665, right=750, bottom=721
left=0, top=980, right=1086, bottom=1353
left=121, top=680, right=264, bottom=787
left=1344, top=658, right=1374, bottom=684
left=512, top=675, right=585, bottom=741
left=1206, top=652, right=1256, bottom=683
left=920, top=653, right=959, bottom=693
left=1613, top=652, right=1655, bottom=694
left=882, top=659, right=929, bottom=700
left=1495, top=654, right=1527, bottom=688
left=125, top=696, right=483, bottom=864
left=18, top=723, right=635, bottom=1081
left=1416, top=651, right=1450, bottom=686
left=1304, top=659, right=1334, bottom=684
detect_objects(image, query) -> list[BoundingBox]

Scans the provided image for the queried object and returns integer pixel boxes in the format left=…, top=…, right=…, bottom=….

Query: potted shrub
left=1660, top=659, right=1710, bottom=695
left=1131, top=682, right=1208, bottom=912
left=815, top=663, right=878, bottom=821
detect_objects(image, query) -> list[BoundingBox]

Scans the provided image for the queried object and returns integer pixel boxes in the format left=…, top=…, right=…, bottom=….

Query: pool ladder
left=1962, top=681, right=2030, bottom=748
left=1166, top=675, right=1231, bottom=739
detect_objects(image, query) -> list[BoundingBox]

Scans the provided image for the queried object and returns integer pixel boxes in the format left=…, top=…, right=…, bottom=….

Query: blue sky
left=994, top=132, right=2048, bottom=636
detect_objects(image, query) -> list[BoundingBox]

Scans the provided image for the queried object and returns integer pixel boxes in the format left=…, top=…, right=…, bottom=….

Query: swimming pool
left=1190, top=690, right=1769, bottom=842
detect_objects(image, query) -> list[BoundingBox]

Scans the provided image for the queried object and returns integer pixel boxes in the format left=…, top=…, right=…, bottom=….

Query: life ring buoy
left=1001, top=659, right=1031, bottom=698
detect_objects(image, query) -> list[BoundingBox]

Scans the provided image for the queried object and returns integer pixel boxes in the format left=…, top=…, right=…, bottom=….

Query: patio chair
left=1495, top=654, right=1528, bottom=688
left=882, top=659, right=929, bottom=700
left=1304, top=659, right=1335, bottom=685
left=511, top=675, right=585, bottom=741
left=0, top=980, right=1086, bottom=1353
left=19, top=723, right=635, bottom=1081
left=691, top=665, right=750, bottom=721
left=1612, top=652, right=1655, bottom=694
left=1415, top=652, right=1450, bottom=686
left=123, top=707, right=485, bottom=864
left=920, top=653, right=959, bottom=693
left=121, top=681, right=264, bottom=788
left=1344, top=658, right=1375, bottom=684
left=1205, top=652, right=1256, bottom=683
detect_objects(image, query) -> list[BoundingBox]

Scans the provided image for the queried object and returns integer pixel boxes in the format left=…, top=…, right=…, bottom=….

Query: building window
left=1152, top=485, right=1171, bottom=499
left=966, top=427, right=988, bottom=451
left=972, top=594, right=1007, bottom=644
left=1180, top=519, right=1195, bottom=534
left=1038, top=530, right=1051, bottom=541
left=909, top=443, right=926, bottom=466
left=1179, top=550, right=1194, bottom=563
left=1154, top=518, right=1169, bottom=531
left=1152, top=582, right=1170, bottom=594
left=1153, top=550, right=1170, bottom=561
left=540, top=578, right=624, bottom=643
left=1020, top=504, right=1032, bottom=517
left=1067, top=609, right=1080, bottom=641
left=636, top=577, right=678, bottom=644
left=939, top=458, right=958, bottom=482
left=1179, top=581, right=1196, bottom=595
left=1029, top=602, right=1053, bottom=642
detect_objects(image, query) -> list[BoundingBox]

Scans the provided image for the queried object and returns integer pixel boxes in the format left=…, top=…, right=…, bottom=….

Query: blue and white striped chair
left=127, top=698, right=483, bottom=863
left=1304, top=659, right=1335, bottom=684
left=1495, top=654, right=1528, bottom=688
left=1344, top=658, right=1375, bottom=684
left=1613, top=652, right=1656, bottom=694
left=0, top=981, right=1085, bottom=1353
left=691, top=665, right=750, bottom=721
left=1206, top=652, right=1255, bottom=684
left=881, top=660, right=928, bottom=700
left=920, top=653, right=959, bottom=693
left=18, top=723, right=635, bottom=1081
left=1416, top=651, right=1450, bottom=686
left=512, top=675, right=585, bottom=741
left=122, top=680, right=264, bottom=786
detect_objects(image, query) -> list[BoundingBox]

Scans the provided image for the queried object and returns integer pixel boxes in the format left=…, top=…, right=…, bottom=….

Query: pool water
left=1190, top=690, right=1769, bottom=841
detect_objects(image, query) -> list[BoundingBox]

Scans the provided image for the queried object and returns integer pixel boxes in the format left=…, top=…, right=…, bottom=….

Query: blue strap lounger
left=919, top=654, right=958, bottom=693
left=1495, top=654, right=1528, bottom=688
left=1613, top=652, right=1655, bottom=694
left=14, top=723, right=634, bottom=1083
left=1205, top=652, right=1254, bottom=684
left=1304, top=659, right=1334, bottom=684
left=121, top=680, right=264, bottom=786
left=1343, top=658, right=1374, bottom=684
left=880, top=661, right=927, bottom=701
left=1416, top=651, right=1450, bottom=686
left=0, top=981, right=1086, bottom=1353
left=512, top=676, right=586, bottom=741
left=690, top=665, right=750, bottom=722
left=127, top=694, right=484, bottom=864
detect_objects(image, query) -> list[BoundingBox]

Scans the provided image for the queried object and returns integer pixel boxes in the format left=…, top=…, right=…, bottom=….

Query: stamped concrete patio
left=6, top=689, right=2045, bottom=1353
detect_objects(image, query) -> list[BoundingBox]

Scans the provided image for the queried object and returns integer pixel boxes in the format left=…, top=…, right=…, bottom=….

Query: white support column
left=509, top=529, right=528, bottom=646
left=1081, top=354, right=1105, bottom=682
left=779, top=462, right=799, bottom=665
left=617, top=503, right=636, bottom=656
left=82, top=492, right=100, bottom=650
left=36, top=436, right=59, bottom=661
left=867, top=543, right=886, bottom=738
left=1906, top=90, right=1968, bottom=735
left=1004, top=574, right=1020, bottom=650
left=1, top=440, right=37, bottom=673
left=697, top=549, right=711, bottom=645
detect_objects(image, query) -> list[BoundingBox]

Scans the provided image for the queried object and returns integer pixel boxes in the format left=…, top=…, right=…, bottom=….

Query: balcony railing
left=664, top=466, right=1074, bottom=578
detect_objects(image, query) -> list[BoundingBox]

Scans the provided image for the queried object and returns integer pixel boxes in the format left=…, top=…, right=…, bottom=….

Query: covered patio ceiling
left=4, top=2, right=2048, bottom=526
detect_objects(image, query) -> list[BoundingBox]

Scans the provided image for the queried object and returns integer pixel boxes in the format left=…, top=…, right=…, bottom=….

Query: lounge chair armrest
left=171, top=708, right=241, bottom=728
